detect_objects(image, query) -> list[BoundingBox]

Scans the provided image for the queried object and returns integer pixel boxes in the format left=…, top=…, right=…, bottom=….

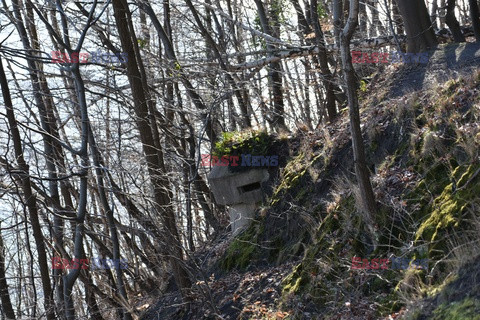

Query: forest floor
left=140, top=42, right=480, bottom=320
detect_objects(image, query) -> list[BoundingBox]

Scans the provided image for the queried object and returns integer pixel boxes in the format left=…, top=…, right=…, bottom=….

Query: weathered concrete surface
left=208, top=166, right=269, bottom=206
left=228, top=203, right=258, bottom=235
left=208, top=166, right=269, bottom=234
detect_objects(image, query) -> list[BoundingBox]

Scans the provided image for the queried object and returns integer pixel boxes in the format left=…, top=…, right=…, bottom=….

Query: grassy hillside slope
left=141, top=43, right=480, bottom=320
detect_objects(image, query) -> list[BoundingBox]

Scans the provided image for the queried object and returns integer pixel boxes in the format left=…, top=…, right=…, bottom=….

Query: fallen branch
left=228, top=35, right=407, bottom=71
left=228, top=26, right=475, bottom=71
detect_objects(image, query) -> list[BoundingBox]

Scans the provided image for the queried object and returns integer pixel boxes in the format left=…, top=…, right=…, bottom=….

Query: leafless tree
left=333, top=0, right=379, bottom=246
left=1, top=0, right=478, bottom=317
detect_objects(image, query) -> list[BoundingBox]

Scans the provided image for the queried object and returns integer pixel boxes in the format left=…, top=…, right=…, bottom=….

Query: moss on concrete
left=213, top=129, right=272, bottom=158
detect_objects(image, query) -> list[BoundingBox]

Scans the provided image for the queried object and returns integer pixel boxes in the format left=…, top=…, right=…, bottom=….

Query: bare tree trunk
left=431, top=0, right=439, bottom=29
left=284, top=56, right=307, bottom=125
left=311, top=0, right=339, bottom=122
left=111, top=0, right=192, bottom=299
left=194, top=175, right=221, bottom=234
left=395, top=0, right=438, bottom=52
left=290, top=0, right=341, bottom=122
left=0, top=222, right=16, bottom=320
left=83, top=277, right=105, bottom=320
left=0, top=13, right=56, bottom=316
left=254, top=0, right=287, bottom=131
left=469, top=0, right=480, bottom=41
left=8, top=1, right=96, bottom=316
left=88, top=126, right=132, bottom=320
left=23, top=4, right=66, bottom=315
left=62, top=64, right=90, bottom=320
left=445, top=0, right=466, bottom=42
left=180, top=121, right=196, bottom=252
left=369, top=0, right=386, bottom=36
left=140, top=0, right=218, bottom=144
left=184, top=0, right=252, bottom=128
left=333, top=0, right=378, bottom=246
left=173, top=84, right=221, bottom=233
left=359, top=0, right=368, bottom=34
left=226, top=0, right=253, bottom=128
left=440, top=0, right=447, bottom=28
left=304, top=60, right=313, bottom=128
left=460, top=0, right=468, bottom=25
left=392, top=0, right=404, bottom=34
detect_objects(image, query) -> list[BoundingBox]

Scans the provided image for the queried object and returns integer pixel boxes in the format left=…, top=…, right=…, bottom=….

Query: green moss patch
left=415, top=163, right=480, bottom=249
left=432, top=298, right=480, bottom=320
left=220, top=219, right=264, bottom=271
left=279, top=193, right=400, bottom=316
left=270, top=152, right=324, bottom=205
left=213, top=129, right=272, bottom=158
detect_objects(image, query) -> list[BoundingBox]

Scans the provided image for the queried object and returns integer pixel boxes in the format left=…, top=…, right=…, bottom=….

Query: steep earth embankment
left=141, top=42, right=480, bottom=320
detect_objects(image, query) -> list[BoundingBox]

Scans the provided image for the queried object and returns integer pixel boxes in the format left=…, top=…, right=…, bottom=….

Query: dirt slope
left=140, top=42, right=480, bottom=320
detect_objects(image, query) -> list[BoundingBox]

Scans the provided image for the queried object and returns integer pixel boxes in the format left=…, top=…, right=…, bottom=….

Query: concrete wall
left=208, top=166, right=269, bottom=234
left=228, top=203, right=258, bottom=235
left=208, top=166, right=269, bottom=205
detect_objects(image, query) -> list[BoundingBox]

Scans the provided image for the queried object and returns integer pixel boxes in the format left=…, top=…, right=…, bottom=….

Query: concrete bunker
left=208, top=166, right=269, bottom=235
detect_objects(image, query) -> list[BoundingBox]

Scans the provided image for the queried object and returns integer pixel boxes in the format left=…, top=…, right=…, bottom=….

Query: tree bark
left=0, top=44, right=55, bottom=320
left=359, top=0, right=367, bottom=35
left=369, top=0, right=386, bottom=37
left=0, top=222, right=16, bottom=320
left=140, top=0, right=218, bottom=144
left=111, top=0, right=192, bottom=299
left=431, top=0, right=439, bottom=30
left=84, top=276, right=105, bottom=320
left=290, top=0, right=341, bottom=122
left=184, top=0, right=251, bottom=128
left=333, top=0, right=378, bottom=245
left=254, top=0, right=287, bottom=131
left=395, top=0, right=438, bottom=52
left=439, top=0, right=446, bottom=28
left=445, top=0, right=466, bottom=42
left=391, top=0, right=404, bottom=34
left=62, top=63, right=90, bottom=320
left=23, top=4, right=66, bottom=315
left=469, top=0, right=480, bottom=41
left=310, top=0, right=339, bottom=122
left=88, top=125, right=132, bottom=320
